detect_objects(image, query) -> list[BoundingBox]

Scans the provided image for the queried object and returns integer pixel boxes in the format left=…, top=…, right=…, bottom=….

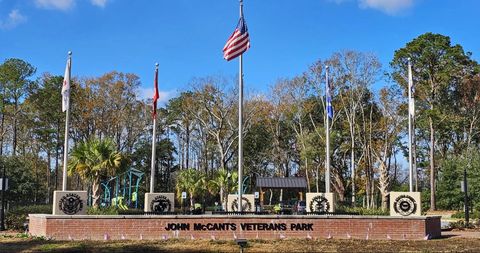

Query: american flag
left=223, top=16, right=250, bottom=61
left=152, top=66, right=159, bottom=118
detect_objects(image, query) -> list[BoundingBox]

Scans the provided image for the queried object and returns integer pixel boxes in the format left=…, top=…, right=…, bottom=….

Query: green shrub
left=86, top=206, right=119, bottom=215
left=421, top=191, right=431, bottom=212
left=204, top=206, right=217, bottom=212
left=6, top=204, right=52, bottom=230
left=436, top=151, right=480, bottom=210
left=448, top=220, right=476, bottom=229
left=336, top=206, right=389, bottom=216
left=451, top=211, right=480, bottom=219
left=118, top=208, right=144, bottom=215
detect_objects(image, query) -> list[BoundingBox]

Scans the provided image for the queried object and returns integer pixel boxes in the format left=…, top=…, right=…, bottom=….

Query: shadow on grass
left=0, top=240, right=171, bottom=253
left=0, top=239, right=51, bottom=252
left=0, top=239, right=235, bottom=253
left=440, top=234, right=458, bottom=239
left=3, top=236, right=480, bottom=253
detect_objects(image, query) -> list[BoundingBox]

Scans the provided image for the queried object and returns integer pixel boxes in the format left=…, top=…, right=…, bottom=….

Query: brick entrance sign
left=29, top=214, right=441, bottom=241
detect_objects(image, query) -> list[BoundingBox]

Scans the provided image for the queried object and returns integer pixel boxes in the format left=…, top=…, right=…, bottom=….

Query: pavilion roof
left=255, top=177, right=307, bottom=189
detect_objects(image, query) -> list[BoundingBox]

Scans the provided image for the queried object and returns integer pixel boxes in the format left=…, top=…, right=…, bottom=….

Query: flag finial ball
left=155, top=63, right=159, bottom=67
left=68, top=51, right=72, bottom=55
left=325, top=65, right=329, bottom=69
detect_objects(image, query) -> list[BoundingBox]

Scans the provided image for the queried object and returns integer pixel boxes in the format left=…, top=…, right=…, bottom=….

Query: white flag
left=61, top=57, right=71, bottom=112
left=408, top=60, right=415, bottom=118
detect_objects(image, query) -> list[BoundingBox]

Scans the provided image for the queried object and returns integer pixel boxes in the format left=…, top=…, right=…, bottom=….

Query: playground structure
left=98, top=168, right=144, bottom=209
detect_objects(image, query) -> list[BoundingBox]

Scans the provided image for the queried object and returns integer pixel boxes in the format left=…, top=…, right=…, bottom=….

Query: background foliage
left=1, top=33, right=480, bottom=222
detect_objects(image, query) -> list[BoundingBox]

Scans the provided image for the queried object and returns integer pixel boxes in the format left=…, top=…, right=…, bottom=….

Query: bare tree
left=190, top=77, right=238, bottom=173
left=373, top=87, right=403, bottom=210
left=326, top=51, right=381, bottom=205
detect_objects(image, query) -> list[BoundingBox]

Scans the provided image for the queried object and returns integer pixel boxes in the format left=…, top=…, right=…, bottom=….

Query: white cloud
left=90, top=0, right=108, bottom=8
left=34, top=0, right=109, bottom=10
left=359, top=0, right=414, bottom=14
left=34, top=0, right=75, bottom=11
left=327, top=0, right=351, bottom=3
left=138, top=88, right=174, bottom=104
left=0, top=9, right=27, bottom=30
left=327, top=0, right=414, bottom=15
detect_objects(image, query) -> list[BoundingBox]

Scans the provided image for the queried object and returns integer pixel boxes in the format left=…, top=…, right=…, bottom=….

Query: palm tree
left=68, top=138, right=129, bottom=208
left=207, top=168, right=238, bottom=211
left=175, top=168, right=206, bottom=208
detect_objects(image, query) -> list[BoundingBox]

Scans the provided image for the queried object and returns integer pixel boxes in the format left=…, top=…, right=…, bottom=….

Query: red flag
left=152, top=66, right=159, bottom=118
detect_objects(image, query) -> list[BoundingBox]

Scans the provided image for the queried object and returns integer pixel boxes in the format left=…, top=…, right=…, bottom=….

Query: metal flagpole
left=325, top=66, right=331, bottom=193
left=62, top=51, right=72, bottom=191
left=408, top=58, right=413, bottom=192
left=0, top=163, right=6, bottom=230
left=411, top=61, right=418, bottom=192
left=413, top=109, right=418, bottom=191
left=237, top=0, right=244, bottom=212
left=150, top=63, right=159, bottom=194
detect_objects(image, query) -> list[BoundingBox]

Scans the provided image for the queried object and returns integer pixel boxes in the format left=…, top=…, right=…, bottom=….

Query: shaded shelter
left=255, top=177, right=307, bottom=205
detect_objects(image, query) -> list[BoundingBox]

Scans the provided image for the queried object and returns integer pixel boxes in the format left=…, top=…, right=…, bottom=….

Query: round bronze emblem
left=231, top=197, right=252, bottom=212
left=309, top=196, right=330, bottom=213
left=59, top=193, right=83, bottom=215
left=150, top=195, right=172, bottom=213
left=393, top=195, right=417, bottom=216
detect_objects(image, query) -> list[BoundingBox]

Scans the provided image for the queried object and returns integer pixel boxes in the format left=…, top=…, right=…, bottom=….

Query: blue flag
left=326, top=80, right=334, bottom=119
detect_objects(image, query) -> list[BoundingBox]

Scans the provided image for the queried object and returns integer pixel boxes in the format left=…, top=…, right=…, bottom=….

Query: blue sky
left=1, top=0, right=480, bottom=103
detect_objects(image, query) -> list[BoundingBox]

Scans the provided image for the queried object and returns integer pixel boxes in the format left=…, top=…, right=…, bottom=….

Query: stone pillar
left=227, top=194, right=255, bottom=212
left=306, top=192, right=335, bottom=213
left=144, top=193, right=175, bottom=212
left=52, top=191, right=88, bottom=215
left=390, top=192, right=422, bottom=216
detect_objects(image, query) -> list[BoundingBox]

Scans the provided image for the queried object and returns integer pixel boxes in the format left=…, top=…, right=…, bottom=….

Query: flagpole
left=413, top=115, right=418, bottom=191
left=325, top=66, right=331, bottom=193
left=411, top=58, right=418, bottom=191
left=62, top=51, right=72, bottom=191
left=408, top=58, right=414, bottom=192
left=150, top=63, right=159, bottom=194
left=237, top=0, right=244, bottom=212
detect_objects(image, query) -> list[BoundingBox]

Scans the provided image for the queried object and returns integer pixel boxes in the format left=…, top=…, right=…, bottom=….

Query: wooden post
left=260, top=188, right=265, bottom=206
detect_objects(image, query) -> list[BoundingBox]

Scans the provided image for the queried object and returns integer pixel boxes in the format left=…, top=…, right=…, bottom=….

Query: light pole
left=464, top=166, right=469, bottom=227
left=0, top=162, right=6, bottom=231
left=226, top=171, right=231, bottom=212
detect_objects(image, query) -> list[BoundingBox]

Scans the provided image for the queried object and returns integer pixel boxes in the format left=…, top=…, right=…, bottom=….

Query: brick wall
left=28, top=215, right=47, bottom=237
left=28, top=214, right=441, bottom=241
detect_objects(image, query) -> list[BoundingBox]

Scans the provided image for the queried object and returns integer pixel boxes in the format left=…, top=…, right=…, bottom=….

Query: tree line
left=1, top=32, right=480, bottom=211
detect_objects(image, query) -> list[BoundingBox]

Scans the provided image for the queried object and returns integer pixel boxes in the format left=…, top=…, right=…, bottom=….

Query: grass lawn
left=1, top=233, right=480, bottom=252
